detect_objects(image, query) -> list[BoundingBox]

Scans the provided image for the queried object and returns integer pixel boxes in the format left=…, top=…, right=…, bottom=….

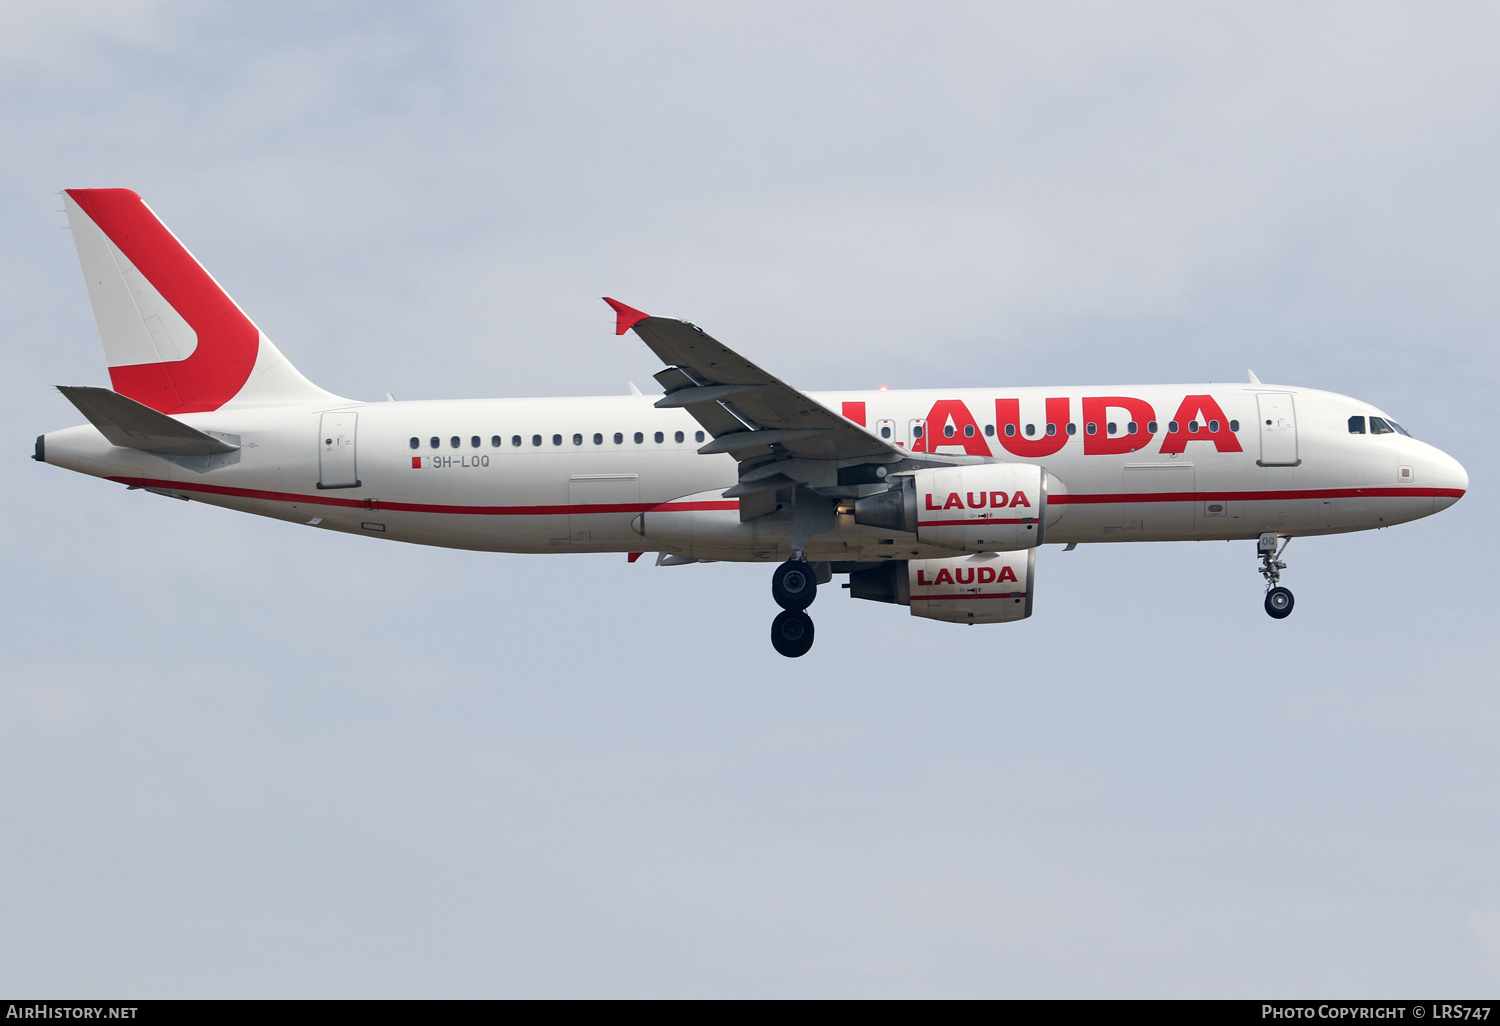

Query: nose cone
left=1434, top=449, right=1468, bottom=512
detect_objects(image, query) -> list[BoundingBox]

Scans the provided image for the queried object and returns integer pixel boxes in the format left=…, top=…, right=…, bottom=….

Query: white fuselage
left=40, top=384, right=1468, bottom=560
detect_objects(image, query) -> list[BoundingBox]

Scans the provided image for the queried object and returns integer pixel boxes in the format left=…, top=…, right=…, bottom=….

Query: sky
left=1, top=1, right=1497, bottom=997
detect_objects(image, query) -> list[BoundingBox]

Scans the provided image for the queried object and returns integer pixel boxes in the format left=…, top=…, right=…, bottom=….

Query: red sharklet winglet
left=603, top=297, right=650, bottom=335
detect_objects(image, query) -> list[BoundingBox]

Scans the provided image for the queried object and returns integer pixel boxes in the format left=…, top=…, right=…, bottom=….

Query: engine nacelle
left=853, top=463, right=1055, bottom=551
left=847, top=551, right=1034, bottom=624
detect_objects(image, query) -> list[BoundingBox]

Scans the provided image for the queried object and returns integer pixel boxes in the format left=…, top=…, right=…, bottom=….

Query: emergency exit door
left=1256, top=393, right=1299, bottom=467
left=318, top=412, right=360, bottom=489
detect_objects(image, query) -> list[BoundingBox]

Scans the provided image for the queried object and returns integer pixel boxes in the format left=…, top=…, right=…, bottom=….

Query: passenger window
left=552, top=434, right=563, bottom=446
left=471, top=435, right=480, bottom=448
left=1369, top=417, right=1394, bottom=435
left=985, top=424, right=995, bottom=437
left=1024, top=424, right=1035, bottom=437
left=964, top=424, right=975, bottom=438
left=1208, top=420, right=1220, bottom=433
left=409, top=437, right=419, bottom=450
left=1107, top=422, right=1117, bottom=435
left=1045, top=424, right=1056, bottom=436
left=695, top=431, right=705, bottom=442
left=593, top=433, right=603, bottom=445
left=654, top=431, right=664, bottom=443
left=1168, top=421, right=1179, bottom=433
left=881, top=425, right=891, bottom=438
left=913, top=426, right=923, bottom=439
left=491, top=435, right=501, bottom=448
left=674, top=430, right=684, bottom=443
left=512, top=435, right=522, bottom=447
left=450, top=436, right=460, bottom=448
left=634, top=432, right=644, bottom=443
left=532, top=435, right=542, bottom=446
left=1127, top=421, right=1137, bottom=435
left=573, top=433, right=583, bottom=445
left=1066, top=423, right=1077, bottom=435
left=943, top=424, right=955, bottom=438
left=1004, top=424, right=1016, bottom=437
left=614, top=432, right=623, bottom=444
left=1188, top=421, right=1199, bottom=433
left=1147, top=421, right=1158, bottom=433
left=430, top=437, right=440, bottom=449
left=1085, top=423, right=1097, bottom=435
left=1348, top=416, right=1366, bottom=434
left=1229, top=420, right=1239, bottom=432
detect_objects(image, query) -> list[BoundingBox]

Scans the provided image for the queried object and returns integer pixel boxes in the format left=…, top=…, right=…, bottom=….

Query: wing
left=606, top=298, right=979, bottom=519
left=606, top=298, right=894, bottom=465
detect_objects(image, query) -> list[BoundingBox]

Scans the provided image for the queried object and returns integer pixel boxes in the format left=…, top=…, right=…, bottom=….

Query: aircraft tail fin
left=62, top=189, right=344, bottom=414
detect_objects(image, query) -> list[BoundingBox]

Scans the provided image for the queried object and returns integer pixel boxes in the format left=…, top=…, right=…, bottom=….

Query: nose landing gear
left=1258, top=532, right=1294, bottom=619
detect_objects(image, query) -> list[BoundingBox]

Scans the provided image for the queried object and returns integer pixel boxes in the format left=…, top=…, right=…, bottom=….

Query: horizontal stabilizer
left=57, top=385, right=238, bottom=455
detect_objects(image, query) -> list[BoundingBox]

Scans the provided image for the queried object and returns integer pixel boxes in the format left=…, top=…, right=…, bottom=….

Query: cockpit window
left=1348, top=416, right=1366, bottom=434
left=1369, top=417, right=1395, bottom=435
left=1389, top=420, right=1411, bottom=437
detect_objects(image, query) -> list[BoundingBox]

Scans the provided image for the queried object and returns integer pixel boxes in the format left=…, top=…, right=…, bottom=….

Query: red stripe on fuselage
left=1049, top=487, right=1464, bottom=504
left=109, top=476, right=737, bottom=516
left=106, top=476, right=1460, bottom=517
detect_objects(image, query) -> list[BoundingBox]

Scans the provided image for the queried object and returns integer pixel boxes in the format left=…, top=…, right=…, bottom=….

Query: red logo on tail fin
left=66, top=189, right=259, bottom=414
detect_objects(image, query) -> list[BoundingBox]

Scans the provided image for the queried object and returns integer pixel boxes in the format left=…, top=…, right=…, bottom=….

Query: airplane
left=34, top=189, right=1469, bottom=657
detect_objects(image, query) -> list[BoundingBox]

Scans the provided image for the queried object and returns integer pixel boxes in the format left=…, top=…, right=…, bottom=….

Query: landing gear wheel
left=771, top=610, right=815, bottom=658
left=1265, top=586, right=1294, bottom=619
left=772, top=558, right=818, bottom=611
left=1257, top=534, right=1294, bottom=620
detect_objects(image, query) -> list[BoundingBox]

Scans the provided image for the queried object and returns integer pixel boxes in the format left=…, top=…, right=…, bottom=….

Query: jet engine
left=847, top=551, right=1034, bottom=624
left=853, top=463, right=1058, bottom=551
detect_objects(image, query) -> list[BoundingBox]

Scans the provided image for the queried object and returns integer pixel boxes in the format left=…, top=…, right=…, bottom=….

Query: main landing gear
left=770, top=556, right=818, bottom=657
left=771, top=609, right=815, bottom=658
left=1258, top=532, right=1294, bottom=620
left=772, top=558, right=818, bottom=611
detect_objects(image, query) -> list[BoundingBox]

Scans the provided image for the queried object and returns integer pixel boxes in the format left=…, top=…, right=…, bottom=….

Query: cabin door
left=318, top=412, right=359, bottom=489
left=1256, top=393, right=1299, bottom=467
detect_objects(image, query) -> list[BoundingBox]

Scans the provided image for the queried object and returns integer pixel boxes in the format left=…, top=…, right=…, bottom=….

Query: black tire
left=770, top=610, right=815, bottom=658
left=771, top=558, right=818, bottom=611
left=1265, top=586, right=1294, bottom=619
